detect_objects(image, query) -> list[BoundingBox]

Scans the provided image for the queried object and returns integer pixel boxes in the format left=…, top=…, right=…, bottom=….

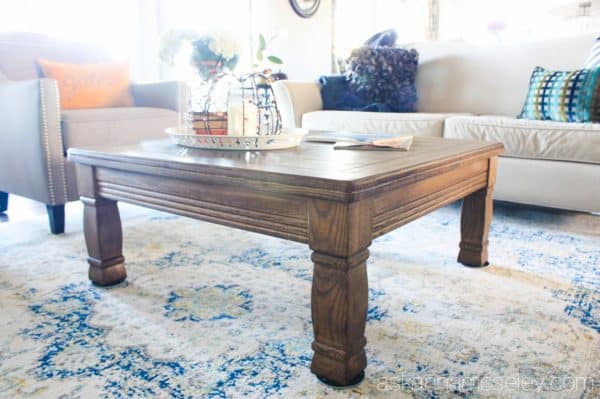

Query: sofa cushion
left=61, top=107, right=177, bottom=151
left=444, top=116, right=600, bottom=164
left=302, top=111, right=464, bottom=137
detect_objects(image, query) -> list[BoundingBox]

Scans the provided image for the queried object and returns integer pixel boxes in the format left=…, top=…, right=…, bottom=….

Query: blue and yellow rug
left=0, top=202, right=598, bottom=398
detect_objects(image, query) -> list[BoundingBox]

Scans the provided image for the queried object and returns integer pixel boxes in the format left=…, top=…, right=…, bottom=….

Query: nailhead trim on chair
left=39, top=80, right=55, bottom=204
left=54, top=80, right=69, bottom=202
left=39, top=79, right=68, bottom=205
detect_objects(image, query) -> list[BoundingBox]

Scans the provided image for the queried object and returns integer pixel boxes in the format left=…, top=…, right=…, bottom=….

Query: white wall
left=2, top=0, right=594, bottom=82
left=251, top=0, right=333, bottom=80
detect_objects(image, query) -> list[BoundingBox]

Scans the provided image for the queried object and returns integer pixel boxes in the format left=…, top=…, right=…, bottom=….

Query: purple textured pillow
left=346, top=46, right=419, bottom=112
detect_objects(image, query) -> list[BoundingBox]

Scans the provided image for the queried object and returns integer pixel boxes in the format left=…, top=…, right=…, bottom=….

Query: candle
left=228, top=100, right=259, bottom=136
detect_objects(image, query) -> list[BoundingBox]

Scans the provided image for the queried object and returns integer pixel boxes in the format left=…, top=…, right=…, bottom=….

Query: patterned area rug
left=0, top=201, right=598, bottom=398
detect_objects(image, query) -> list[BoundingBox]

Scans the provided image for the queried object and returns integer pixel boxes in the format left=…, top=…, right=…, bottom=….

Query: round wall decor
left=289, top=0, right=321, bottom=18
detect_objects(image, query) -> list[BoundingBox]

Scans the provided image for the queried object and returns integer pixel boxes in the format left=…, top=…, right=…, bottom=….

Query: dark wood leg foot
left=458, top=157, right=497, bottom=267
left=308, top=199, right=372, bottom=386
left=82, top=197, right=126, bottom=286
left=0, top=191, right=8, bottom=213
left=316, top=370, right=365, bottom=387
left=311, top=249, right=369, bottom=386
left=46, top=204, right=65, bottom=234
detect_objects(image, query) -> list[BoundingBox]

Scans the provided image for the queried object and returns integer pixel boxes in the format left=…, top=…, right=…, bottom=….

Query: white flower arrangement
left=159, top=28, right=241, bottom=80
left=206, top=29, right=241, bottom=61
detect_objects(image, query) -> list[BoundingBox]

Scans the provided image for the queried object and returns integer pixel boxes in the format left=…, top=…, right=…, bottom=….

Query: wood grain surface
left=69, top=136, right=503, bottom=385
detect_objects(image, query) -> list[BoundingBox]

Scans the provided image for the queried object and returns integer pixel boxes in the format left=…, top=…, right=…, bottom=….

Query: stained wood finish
left=69, top=137, right=503, bottom=385
left=309, top=199, right=371, bottom=385
left=76, top=165, right=126, bottom=286
left=458, top=156, right=498, bottom=266
left=68, top=138, right=502, bottom=201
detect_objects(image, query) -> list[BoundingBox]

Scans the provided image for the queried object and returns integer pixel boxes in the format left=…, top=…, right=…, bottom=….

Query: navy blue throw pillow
left=319, top=75, right=391, bottom=112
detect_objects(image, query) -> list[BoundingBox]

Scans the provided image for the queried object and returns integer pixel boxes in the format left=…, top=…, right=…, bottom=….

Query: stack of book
left=184, top=111, right=228, bottom=135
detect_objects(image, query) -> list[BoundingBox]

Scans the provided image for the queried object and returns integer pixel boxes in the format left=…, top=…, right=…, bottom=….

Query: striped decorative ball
left=518, top=66, right=600, bottom=123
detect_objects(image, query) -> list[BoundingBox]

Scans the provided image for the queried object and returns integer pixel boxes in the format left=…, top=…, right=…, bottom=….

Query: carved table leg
left=82, top=196, right=126, bottom=286
left=76, top=164, right=126, bottom=286
left=308, top=199, right=372, bottom=386
left=458, top=157, right=497, bottom=267
left=458, top=188, right=492, bottom=266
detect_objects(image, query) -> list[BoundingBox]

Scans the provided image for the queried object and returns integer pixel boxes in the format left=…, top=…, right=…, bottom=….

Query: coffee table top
left=68, top=137, right=503, bottom=199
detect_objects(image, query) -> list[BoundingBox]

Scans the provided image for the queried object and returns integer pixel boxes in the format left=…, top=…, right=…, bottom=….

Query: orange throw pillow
left=37, top=59, right=135, bottom=109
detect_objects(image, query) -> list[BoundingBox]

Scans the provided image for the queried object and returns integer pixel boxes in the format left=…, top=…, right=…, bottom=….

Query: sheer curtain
left=0, top=0, right=145, bottom=75
left=333, top=0, right=598, bottom=63
left=334, top=0, right=428, bottom=61
left=0, top=0, right=253, bottom=81
left=156, top=0, right=253, bottom=80
left=438, top=0, right=598, bottom=44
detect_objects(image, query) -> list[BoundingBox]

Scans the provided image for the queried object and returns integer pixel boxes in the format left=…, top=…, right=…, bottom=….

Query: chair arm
left=130, top=80, right=188, bottom=112
left=0, top=78, right=68, bottom=205
left=272, top=80, right=323, bottom=128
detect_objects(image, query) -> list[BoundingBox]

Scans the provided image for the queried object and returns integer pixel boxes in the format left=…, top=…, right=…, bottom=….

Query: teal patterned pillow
left=518, top=66, right=600, bottom=123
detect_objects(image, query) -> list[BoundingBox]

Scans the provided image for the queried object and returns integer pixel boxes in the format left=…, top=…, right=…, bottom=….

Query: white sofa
left=273, top=34, right=600, bottom=213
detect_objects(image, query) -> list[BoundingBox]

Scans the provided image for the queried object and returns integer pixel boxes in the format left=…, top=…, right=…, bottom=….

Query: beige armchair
left=0, top=33, right=187, bottom=233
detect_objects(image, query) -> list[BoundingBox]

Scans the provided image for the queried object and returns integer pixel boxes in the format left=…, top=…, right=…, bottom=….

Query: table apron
left=86, top=155, right=490, bottom=244
left=372, top=157, right=490, bottom=238
left=94, top=167, right=310, bottom=243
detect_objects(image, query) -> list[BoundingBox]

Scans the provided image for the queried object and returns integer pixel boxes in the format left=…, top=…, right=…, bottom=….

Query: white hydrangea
left=207, top=29, right=241, bottom=60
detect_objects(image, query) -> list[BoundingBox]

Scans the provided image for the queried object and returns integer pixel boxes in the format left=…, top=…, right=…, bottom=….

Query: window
left=437, top=0, right=596, bottom=43
left=333, top=0, right=598, bottom=63
left=334, top=0, right=429, bottom=61
left=0, top=0, right=253, bottom=81
left=0, top=0, right=138, bottom=59
left=158, top=0, right=252, bottom=80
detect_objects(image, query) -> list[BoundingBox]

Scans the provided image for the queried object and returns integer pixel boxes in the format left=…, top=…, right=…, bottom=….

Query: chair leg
left=0, top=191, right=7, bottom=213
left=46, top=204, right=65, bottom=234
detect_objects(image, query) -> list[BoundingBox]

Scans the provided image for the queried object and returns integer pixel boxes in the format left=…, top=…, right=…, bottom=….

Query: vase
left=227, top=73, right=282, bottom=136
left=185, top=73, right=232, bottom=136
left=184, top=72, right=282, bottom=137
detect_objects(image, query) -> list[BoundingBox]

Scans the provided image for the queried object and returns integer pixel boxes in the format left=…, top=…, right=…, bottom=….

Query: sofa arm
left=131, top=80, right=188, bottom=113
left=0, top=78, right=68, bottom=205
left=272, top=80, right=323, bottom=129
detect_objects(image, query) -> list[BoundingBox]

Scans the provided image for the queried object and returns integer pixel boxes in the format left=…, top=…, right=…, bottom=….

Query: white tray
left=165, top=127, right=308, bottom=150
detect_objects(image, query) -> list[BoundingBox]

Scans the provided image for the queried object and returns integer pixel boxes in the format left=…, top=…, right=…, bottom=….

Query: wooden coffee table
left=68, top=136, right=503, bottom=386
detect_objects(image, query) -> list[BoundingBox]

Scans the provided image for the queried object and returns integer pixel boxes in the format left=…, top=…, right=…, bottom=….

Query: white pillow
left=0, top=70, right=7, bottom=81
